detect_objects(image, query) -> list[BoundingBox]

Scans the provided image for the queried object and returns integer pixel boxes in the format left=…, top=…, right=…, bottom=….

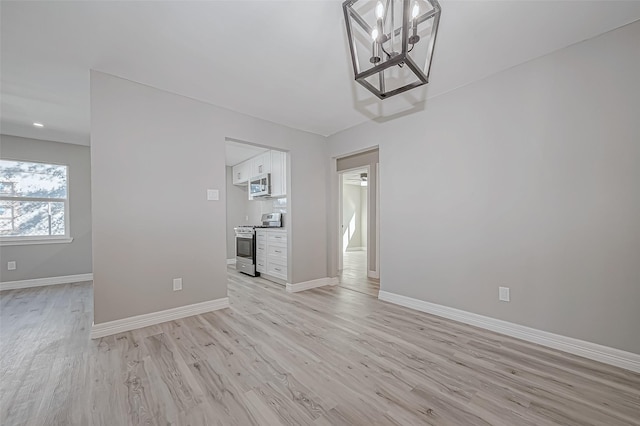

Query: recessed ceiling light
left=33, top=122, right=44, bottom=128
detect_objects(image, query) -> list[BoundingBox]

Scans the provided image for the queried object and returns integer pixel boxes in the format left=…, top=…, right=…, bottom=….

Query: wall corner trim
left=286, top=277, right=339, bottom=293
left=378, top=291, right=640, bottom=373
left=91, top=297, right=230, bottom=339
left=0, top=273, right=93, bottom=291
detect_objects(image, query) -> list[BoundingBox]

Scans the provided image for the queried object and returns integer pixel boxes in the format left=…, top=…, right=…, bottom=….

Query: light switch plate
left=7, top=261, right=16, bottom=271
left=207, top=189, right=219, bottom=201
left=499, top=286, right=510, bottom=302
left=173, top=278, right=183, bottom=291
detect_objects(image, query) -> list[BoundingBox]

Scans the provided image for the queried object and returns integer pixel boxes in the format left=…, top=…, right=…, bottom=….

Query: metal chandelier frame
left=342, top=0, right=441, bottom=99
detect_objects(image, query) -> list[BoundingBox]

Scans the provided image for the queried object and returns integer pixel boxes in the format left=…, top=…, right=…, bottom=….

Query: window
left=0, top=159, right=70, bottom=244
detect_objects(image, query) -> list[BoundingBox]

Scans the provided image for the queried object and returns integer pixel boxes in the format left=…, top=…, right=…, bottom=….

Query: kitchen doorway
left=224, top=138, right=290, bottom=285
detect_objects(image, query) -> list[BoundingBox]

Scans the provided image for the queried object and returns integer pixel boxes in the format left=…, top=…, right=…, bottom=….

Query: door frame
left=372, top=162, right=380, bottom=279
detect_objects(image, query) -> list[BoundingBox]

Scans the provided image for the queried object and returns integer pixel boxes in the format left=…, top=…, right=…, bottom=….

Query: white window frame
left=0, top=159, right=73, bottom=246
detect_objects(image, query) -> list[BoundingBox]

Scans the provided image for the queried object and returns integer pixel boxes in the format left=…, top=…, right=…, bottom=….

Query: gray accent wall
left=91, top=71, right=328, bottom=324
left=327, top=21, right=640, bottom=354
left=0, top=135, right=92, bottom=282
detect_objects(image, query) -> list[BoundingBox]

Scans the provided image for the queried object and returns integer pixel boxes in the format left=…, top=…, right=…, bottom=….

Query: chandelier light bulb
left=375, top=1, right=384, bottom=19
left=412, top=2, right=420, bottom=18
left=371, top=28, right=379, bottom=41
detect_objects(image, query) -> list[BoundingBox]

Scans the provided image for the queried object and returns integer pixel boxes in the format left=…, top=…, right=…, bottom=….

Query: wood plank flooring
left=338, top=250, right=380, bottom=297
left=1, top=270, right=639, bottom=425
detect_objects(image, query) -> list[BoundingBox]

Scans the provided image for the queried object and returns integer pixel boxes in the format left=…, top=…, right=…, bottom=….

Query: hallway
left=338, top=250, right=379, bottom=297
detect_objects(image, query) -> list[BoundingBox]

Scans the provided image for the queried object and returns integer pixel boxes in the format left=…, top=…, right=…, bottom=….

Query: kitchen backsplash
left=244, top=198, right=287, bottom=227
left=271, top=198, right=287, bottom=214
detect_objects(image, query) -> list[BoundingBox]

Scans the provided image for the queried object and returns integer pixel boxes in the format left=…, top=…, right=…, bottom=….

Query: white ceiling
left=2, top=1, right=640, bottom=146
left=225, top=140, right=269, bottom=166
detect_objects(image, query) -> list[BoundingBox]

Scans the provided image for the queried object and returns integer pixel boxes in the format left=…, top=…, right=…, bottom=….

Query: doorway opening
left=224, top=138, right=290, bottom=286
left=337, top=148, right=380, bottom=297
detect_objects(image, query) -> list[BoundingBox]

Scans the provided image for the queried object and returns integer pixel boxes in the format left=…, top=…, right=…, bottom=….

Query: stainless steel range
left=234, top=213, right=282, bottom=276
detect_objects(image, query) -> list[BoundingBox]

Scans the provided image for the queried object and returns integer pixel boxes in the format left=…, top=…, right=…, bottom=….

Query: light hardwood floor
left=338, top=250, right=380, bottom=297
left=1, top=270, right=639, bottom=425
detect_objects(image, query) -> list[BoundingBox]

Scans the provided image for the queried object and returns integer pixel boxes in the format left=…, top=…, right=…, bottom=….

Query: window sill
left=0, top=237, right=74, bottom=247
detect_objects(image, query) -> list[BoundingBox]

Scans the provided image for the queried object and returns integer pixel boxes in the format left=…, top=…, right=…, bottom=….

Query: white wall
left=91, top=71, right=328, bottom=324
left=0, top=135, right=92, bottom=282
left=327, top=21, right=640, bottom=354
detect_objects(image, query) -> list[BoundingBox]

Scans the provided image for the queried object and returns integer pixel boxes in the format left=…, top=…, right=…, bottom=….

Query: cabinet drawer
left=267, top=233, right=287, bottom=244
left=256, top=232, right=267, bottom=242
left=267, top=261, right=287, bottom=280
left=267, top=244, right=286, bottom=259
left=267, top=255, right=287, bottom=268
left=256, top=260, right=266, bottom=273
left=256, top=243, right=266, bottom=256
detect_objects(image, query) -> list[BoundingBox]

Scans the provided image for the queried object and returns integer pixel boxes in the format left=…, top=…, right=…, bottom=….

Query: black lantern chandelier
left=342, top=0, right=441, bottom=99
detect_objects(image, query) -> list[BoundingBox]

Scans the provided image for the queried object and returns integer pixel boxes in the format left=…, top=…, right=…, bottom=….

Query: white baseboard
left=346, top=247, right=365, bottom=252
left=378, top=291, right=640, bottom=373
left=286, top=277, right=339, bottom=293
left=226, top=258, right=236, bottom=265
left=0, top=273, right=93, bottom=291
left=91, top=297, right=229, bottom=339
left=367, top=270, right=379, bottom=279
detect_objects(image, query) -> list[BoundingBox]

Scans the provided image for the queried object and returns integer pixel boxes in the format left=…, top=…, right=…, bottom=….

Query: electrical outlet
left=173, top=278, right=183, bottom=291
left=499, top=286, right=510, bottom=302
left=7, top=261, right=16, bottom=271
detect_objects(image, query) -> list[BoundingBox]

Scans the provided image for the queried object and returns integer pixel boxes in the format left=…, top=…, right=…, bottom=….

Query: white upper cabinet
left=252, top=152, right=271, bottom=176
left=270, top=151, right=287, bottom=198
left=232, top=150, right=287, bottom=198
left=232, top=161, right=251, bottom=185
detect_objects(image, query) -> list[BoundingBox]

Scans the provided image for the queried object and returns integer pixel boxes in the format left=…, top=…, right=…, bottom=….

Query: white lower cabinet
left=267, top=260, right=287, bottom=278
left=256, top=242, right=267, bottom=273
left=255, top=229, right=287, bottom=282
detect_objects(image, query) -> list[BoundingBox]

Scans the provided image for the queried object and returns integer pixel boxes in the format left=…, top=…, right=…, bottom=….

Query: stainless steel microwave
left=250, top=173, right=271, bottom=197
